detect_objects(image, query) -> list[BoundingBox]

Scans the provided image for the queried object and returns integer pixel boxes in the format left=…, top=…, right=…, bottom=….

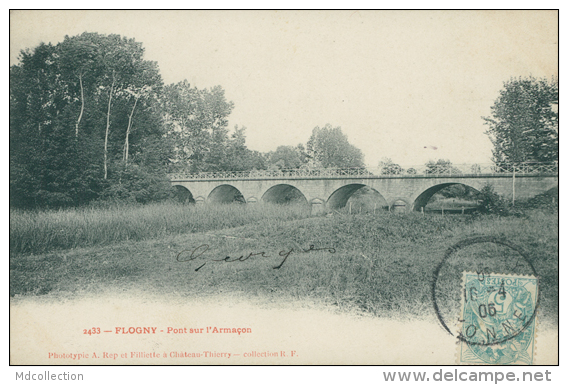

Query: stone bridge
left=168, top=163, right=558, bottom=213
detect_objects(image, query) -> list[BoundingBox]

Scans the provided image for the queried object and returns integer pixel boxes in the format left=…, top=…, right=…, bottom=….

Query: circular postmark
left=432, top=236, right=540, bottom=351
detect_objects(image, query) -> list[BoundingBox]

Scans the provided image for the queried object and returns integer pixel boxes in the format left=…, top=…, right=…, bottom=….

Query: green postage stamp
left=457, top=272, right=538, bottom=365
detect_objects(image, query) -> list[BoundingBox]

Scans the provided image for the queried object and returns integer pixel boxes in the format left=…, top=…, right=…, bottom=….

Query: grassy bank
left=10, top=206, right=558, bottom=323
left=10, top=202, right=311, bottom=255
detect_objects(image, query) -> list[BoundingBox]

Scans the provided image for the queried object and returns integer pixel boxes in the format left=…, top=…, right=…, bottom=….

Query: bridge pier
left=389, top=198, right=411, bottom=213
left=310, top=199, right=326, bottom=216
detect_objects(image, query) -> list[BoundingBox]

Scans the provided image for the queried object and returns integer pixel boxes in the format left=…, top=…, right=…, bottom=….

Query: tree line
left=10, top=32, right=557, bottom=209
left=10, top=33, right=365, bottom=209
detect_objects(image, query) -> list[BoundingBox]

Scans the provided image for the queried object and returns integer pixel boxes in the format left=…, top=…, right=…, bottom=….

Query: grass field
left=10, top=203, right=311, bottom=255
left=10, top=203, right=558, bottom=323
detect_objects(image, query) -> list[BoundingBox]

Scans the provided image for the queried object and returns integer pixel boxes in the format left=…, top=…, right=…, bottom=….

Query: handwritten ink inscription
left=176, top=244, right=336, bottom=271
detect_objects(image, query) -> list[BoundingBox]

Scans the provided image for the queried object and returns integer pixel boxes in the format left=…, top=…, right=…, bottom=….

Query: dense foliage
left=378, top=158, right=402, bottom=175
left=483, top=76, right=558, bottom=164
left=266, top=145, right=308, bottom=170
left=424, top=159, right=462, bottom=174
left=477, top=184, right=510, bottom=215
left=307, top=124, right=365, bottom=168
left=10, top=33, right=167, bottom=208
left=10, top=33, right=368, bottom=209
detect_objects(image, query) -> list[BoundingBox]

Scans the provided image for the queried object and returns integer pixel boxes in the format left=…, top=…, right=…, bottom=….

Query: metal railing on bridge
left=167, top=162, right=558, bottom=181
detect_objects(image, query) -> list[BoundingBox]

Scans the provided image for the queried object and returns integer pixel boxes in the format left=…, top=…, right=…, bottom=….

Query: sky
left=10, top=10, right=558, bottom=168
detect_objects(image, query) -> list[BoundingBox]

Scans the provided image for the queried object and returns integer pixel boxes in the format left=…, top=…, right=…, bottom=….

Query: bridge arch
left=327, top=184, right=388, bottom=211
left=261, top=184, right=309, bottom=205
left=208, top=184, right=246, bottom=204
left=412, top=183, right=480, bottom=212
left=173, top=185, right=195, bottom=204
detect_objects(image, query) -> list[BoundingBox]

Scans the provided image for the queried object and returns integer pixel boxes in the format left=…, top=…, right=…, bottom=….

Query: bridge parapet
left=168, top=162, right=558, bottom=181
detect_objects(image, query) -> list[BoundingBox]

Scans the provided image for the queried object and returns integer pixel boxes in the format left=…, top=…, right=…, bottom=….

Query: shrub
left=98, top=163, right=172, bottom=205
left=478, top=184, right=510, bottom=215
left=520, top=187, right=558, bottom=212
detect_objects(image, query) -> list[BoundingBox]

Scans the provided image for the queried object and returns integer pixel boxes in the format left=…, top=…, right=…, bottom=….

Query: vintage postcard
left=9, top=10, right=558, bottom=368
